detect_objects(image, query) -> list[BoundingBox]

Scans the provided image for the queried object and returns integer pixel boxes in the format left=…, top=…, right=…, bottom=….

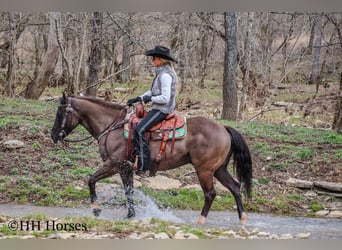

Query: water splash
left=97, top=184, right=183, bottom=223
left=133, top=189, right=184, bottom=223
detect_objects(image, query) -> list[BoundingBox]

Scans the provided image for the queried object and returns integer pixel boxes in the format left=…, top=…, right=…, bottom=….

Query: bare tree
left=121, top=14, right=132, bottom=83
left=86, top=12, right=103, bottom=97
left=221, top=12, right=238, bottom=121
left=311, top=14, right=323, bottom=93
left=238, top=12, right=254, bottom=120
left=332, top=72, right=342, bottom=133
left=4, top=12, right=17, bottom=97
left=24, top=12, right=60, bottom=99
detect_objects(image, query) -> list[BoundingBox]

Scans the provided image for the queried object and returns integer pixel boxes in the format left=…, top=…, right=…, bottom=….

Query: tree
left=238, top=12, right=254, bottom=120
left=5, top=12, right=17, bottom=97
left=24, top=12, right=60, bottom=99
left=311, top=14, right=323, bottom=92
left=332, top=72, right=342, bottom=133
left=86, top=12, right=103, bottom=97
left=221, top=12, right=238, bottom=121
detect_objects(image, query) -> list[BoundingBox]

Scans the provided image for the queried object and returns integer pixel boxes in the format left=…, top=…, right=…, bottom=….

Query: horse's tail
left=225, top=126, right=252, bottom=198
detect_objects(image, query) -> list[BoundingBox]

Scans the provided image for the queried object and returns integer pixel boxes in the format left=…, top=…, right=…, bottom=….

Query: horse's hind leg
left=197, top=171, right=216, bottom=224
left=88, top=159, right=117, bottom=216
left=214, top=166, right=247, bottom=225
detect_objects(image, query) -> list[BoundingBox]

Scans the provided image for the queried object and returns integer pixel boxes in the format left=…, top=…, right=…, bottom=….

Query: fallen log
left=286, top=178, right=342, bottom=195
left=286, top=178, right=313, bottom=189
left=314, top=181, right=342, bottom=193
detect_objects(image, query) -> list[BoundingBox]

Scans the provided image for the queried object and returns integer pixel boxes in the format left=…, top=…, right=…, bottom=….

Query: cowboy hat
left=144, top=45, right=177, bottom=63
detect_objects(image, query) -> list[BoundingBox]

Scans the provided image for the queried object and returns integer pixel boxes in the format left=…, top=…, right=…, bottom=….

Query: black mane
left=74, top=95, right=126, bottom=110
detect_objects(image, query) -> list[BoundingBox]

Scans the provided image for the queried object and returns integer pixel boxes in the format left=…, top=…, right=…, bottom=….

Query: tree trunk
left=121, top=14, right=132, bottom=83
left=177, top=12, right=188, bottom=92
left=86, top=12, right=103, bottom=97
left=75, top=14, right=88, bottom=92
left=311, top=14, right=323, bottom=92
left=238, top=12, right=254, bottom=120
left=332, top=72, right=342, bottom=133
left=221, top=12, right=238, bottom=121
left=5, top=12, right=17, bottom=97
left=24, top=12, right=60, bottom=99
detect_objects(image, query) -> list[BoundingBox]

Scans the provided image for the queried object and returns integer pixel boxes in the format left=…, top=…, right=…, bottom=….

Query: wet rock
left=2, top=139, right=25, bottom=149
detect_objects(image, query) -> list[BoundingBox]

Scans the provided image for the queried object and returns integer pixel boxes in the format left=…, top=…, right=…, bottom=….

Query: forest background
left=0, top=12, right=341, bottom=130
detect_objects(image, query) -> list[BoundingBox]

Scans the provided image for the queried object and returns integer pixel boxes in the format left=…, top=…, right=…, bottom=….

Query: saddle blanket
left=124, top=115, right=187, bottom=141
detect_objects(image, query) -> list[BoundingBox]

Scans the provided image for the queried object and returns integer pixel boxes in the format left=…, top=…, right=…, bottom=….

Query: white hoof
left=197, top=215, right=206, bottom=224
left=240, top=212, right=247, bottom=225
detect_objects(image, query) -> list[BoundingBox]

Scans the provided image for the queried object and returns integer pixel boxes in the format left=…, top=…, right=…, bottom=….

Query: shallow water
left=0, top=189, right=341, bottom=239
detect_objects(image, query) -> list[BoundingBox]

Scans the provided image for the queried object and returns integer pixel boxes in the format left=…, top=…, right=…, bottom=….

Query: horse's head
left=51, top=92, right=80, bottom=143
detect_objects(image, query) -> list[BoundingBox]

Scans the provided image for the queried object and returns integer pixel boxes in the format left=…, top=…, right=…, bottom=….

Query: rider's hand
left=142, top=95, right=152, bottom=104
left=127, top=97, right=141, bottom=106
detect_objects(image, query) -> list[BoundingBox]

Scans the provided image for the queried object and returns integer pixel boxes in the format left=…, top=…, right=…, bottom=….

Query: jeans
left=134, top=109, right=167, bottom=171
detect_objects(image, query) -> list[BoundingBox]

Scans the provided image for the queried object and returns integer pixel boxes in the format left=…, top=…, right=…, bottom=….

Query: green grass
left=1, top=95, right=341, bottom=216
left=140, top=187, right=235, bottom=211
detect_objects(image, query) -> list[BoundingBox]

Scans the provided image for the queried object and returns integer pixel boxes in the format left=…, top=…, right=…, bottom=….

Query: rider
left=127, top=45, right=178, bottom=175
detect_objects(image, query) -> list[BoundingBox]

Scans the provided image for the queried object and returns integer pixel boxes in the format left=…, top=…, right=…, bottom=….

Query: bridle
left=57, top=97, right=92, bottom=145
left=57, top=96, right=128, bottom=146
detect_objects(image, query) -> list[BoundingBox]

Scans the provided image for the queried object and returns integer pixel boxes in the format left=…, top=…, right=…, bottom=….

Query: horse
left=51, top=93, right=252, bottom=225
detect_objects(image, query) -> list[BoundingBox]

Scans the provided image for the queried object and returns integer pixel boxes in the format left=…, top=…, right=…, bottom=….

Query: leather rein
left=58, top=97, right=128, bottom=146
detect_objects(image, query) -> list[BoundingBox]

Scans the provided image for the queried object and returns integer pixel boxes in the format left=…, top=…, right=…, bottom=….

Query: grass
left=1, top=92, right=341, bottom=216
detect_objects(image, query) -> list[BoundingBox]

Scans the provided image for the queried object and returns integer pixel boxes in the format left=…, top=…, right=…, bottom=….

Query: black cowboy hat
left=144, top=45, right=177, bottom=63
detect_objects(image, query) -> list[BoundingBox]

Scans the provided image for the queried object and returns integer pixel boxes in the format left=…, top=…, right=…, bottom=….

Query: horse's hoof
left=126, top=209, right=135, bottom=219
left=93, top=208, right=102, bottom=217
left=240, top=212, right=247, bottom=225
left=197, top=215, right=206, bottom=224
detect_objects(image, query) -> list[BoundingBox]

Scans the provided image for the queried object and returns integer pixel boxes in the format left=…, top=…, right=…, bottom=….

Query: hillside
left=0, top=82, right=341, bottom=219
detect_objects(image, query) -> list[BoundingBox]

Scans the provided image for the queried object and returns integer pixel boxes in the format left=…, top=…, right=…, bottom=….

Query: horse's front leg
left=88, top=159, right=117, bottom=216
left=119, top=161, right=135, bottom=219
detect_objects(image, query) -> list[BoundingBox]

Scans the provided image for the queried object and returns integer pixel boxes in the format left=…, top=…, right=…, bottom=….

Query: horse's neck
left=73, top=98, right=124, bottom=138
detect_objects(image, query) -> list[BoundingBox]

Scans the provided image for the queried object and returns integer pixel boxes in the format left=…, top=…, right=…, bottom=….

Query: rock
left=257, top=231, right=271, bottom=237
left=251, top=228, right=260, bottom=235
left=238, top=226, right=250, bottom=237
left=2, top=139, right=25, bottom=149
left=174, top=230, right=199, bottom=239
left=304, top=190, right=318, bottom=198
left=154, top=232, right=170, bottom=239
left=295, top=232, right=311, bottom=239
left=21, top=235, right=36, bottom=239
left=327, top=210, right=342, bottom=219
left=315, top=210, right=330, bottom=216
left=279, top=234, right=293, bottom=239
left=223, top=230, right=236, bottom=237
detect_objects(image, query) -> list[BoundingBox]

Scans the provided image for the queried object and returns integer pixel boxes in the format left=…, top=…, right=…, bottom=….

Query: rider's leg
left=134, top=109, right=167, bottom=171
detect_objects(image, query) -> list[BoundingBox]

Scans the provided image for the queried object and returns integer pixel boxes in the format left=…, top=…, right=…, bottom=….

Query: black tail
left=225, top=126, right=252, bottom=198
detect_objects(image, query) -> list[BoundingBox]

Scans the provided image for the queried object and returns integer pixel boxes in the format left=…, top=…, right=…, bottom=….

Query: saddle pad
left=124, top=116, right=187, bottom=140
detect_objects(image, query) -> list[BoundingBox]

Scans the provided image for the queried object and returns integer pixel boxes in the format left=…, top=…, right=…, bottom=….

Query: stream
left=0, top=189, right=341, bottom=239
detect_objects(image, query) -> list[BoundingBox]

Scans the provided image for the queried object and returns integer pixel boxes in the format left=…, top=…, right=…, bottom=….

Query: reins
left=59, top=98, right=129, bottom=152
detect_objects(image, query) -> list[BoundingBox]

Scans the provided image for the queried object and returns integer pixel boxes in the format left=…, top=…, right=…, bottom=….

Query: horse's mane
left=74, top=95, right=126, bottom=110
